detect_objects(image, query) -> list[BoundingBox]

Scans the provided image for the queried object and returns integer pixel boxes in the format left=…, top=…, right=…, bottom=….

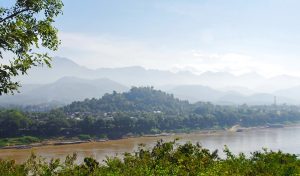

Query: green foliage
left=0, top=0, right=63, bottom=95
left=0, top=141, right=300, bottom=175
left=1, top=88, right=300, bottom=143
left=0, top=136, right=40, bottom=147
left=0, top=109, right=31, bottom=137
left=77, top=134, right=91, bottom=140
left=64, top=87, right=189, bottom=114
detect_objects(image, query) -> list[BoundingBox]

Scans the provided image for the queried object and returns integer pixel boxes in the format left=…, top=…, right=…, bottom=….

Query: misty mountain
left=256, top=75, right=300, bottom=92
left=195, top=71, right=262, bottom=89
left=17, top=57, right=300, bottom=93
left=218, top=93, right=296, bottom=105
left=168, top=85, right=297, bottom=105
left=0, top=77, right=128, bottom=105
left=15, top=57, right=263, bottom=88
left=95, top=66, right=190, bottom=87
left=9, top=57, right=300, bottom=105
left=275, top=85, right=300, bottom=101
left=219, top=86, right=256, bottom=96
left=168, top=85, right=224, bottom=103
left=17, top=57, right=96, bottom=84
left=18, top=57, right=194, bottom=86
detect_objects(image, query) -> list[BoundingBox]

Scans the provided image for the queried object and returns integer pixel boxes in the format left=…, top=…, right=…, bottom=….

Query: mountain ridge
left=0, top=77, right=128, bottom=105
left=7, top=57, right=300, bottom=105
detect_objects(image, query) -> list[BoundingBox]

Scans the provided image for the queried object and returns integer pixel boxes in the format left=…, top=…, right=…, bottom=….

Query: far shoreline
left=1, top=122, right=300, bottom=150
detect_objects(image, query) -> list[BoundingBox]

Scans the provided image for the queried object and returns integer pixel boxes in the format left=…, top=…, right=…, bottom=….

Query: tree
left=0, top=109, right=31, bottom=137
left=0, top=0, right=63, bottom=95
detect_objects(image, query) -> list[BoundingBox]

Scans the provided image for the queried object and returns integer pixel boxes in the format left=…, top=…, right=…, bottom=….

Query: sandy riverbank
left=1, top=123, right=296, bottom=150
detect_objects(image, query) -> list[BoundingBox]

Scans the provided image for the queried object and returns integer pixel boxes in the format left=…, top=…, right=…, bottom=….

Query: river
left=1, top=126, right=300, bottom=164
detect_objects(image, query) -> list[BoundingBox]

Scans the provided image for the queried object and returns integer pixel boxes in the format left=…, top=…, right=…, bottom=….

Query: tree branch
left=0, top=8, right=31, bottom=23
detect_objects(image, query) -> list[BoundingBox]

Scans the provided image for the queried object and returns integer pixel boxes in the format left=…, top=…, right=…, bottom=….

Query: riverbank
left=1, top=124, right=300, bottom=164
left=0, top=130, right=220, bottom=150
left=0, top=138, right=109, bottom=150
left=1, top=122, right=299, bottom=150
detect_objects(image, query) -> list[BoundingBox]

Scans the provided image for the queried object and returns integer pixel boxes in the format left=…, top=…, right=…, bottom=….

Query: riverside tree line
left=0, top=87, right=300, bottom=142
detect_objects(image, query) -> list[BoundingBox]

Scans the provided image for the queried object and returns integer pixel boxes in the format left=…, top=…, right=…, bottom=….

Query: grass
left=77, top=134, right=92, bottom=140
left=0, top=136, right=40, bottom=147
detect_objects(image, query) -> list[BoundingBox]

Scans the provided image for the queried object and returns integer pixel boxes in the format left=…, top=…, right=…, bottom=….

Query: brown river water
left=1, top=126, right=300, bottom=164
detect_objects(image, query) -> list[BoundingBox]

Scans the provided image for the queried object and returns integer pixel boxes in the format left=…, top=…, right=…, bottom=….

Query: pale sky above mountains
left=2, top=0, right=300, bottom=77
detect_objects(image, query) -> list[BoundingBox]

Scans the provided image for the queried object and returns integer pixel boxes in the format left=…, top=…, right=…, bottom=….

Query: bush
left=78, top=134, right=91, bottom=140
left=0, top=140, right=300, bottom=175
left=0, top=136, right=40, bottom=147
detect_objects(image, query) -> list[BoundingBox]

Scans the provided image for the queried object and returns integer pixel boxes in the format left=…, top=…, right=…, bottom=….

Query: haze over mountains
left=2, top=57, right=300, bottom=105
left=0, top=77, right=128, bottom=105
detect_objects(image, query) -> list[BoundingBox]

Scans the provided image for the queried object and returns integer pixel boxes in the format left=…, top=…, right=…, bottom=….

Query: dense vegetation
left=1, top=87, right=300, bottom=175
left=0, top=87, right=300, bottom=144
left=1, top=140, right=300, bottom=175
left=0, top=136, right=40, bottom=148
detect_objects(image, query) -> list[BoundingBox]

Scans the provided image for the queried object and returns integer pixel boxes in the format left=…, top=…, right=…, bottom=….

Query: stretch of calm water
left=1, top=126, right=300, bottom=164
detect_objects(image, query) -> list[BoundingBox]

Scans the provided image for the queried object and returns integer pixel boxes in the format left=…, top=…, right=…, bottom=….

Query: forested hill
left=63, top=87, right=190, bottom=114
left=1, top=87, right=300, bottom=142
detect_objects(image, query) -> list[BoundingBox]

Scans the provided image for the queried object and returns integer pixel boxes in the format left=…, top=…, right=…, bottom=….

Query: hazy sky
left=3, top=0, right=300, bottom=77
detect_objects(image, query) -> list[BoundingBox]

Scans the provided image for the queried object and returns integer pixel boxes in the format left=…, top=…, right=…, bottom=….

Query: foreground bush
left=0, top=140, right=300, bottom=175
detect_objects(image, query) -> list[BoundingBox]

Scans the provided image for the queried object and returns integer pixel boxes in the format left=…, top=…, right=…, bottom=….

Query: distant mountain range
left=168, top=85, right=296, bottom=105
left=2, top=56, right=300, bottom=105
left=16, top=57, right=300, bottom=91
left=0, top=77, right=128, bottom=105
